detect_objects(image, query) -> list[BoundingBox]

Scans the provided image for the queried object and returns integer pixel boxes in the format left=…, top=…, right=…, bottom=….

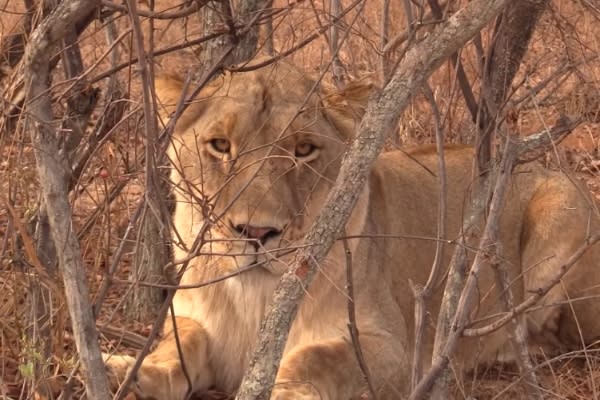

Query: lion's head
left=157, top=61, right=372, bottom=277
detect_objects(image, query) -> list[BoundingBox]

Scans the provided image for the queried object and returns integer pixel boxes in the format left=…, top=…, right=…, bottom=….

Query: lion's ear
left=321, top=76, right=378, bottom=139
left=154, top=75, right=185, bottom=123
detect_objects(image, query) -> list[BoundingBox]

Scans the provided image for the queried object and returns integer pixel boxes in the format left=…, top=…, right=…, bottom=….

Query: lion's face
left=161, top=64, right=365, bottom=276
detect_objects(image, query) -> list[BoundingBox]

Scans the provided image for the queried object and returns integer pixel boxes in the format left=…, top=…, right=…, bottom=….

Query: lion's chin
left=213, top=253, right=290, bottom=277
left=212, top=241, right=299, bottom=277
left=260, top=258, right=290, bottom=275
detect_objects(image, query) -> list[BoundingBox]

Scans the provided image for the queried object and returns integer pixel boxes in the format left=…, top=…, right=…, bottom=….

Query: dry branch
left=420, top=115, right=581, bottom=400
left=463, top=233, right=600, bottom=338
left=417, top=135, right=519, bottom=400
left=21, top=0, right=110, bottom=399
left=410, top=83, right=447, bottom=391
left=342, top=236, right=377, bottom=399
left=329, top=0, right=346, bottom=86
left=233, top=0, right=273, bottom=63
left=426, top=0, right=478, bottom=121
left=476, top=0, right=550, bottom=169
left=235, top=1, right=510, bottom=399
left=0, top=5, right=96, bottom=139
left=101, top=0, right=207, bottom=19
left=230, top=0, right=365, bottom=73
left=123, top=0, right=170, bottom=321
left=0, top=0, right=37, bottom=77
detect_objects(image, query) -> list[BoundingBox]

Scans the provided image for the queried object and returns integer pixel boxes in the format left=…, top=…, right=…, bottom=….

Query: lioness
left=105, top=60, right=600, bottom=399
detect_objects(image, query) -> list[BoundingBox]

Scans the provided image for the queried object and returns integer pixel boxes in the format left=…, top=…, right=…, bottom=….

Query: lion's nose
left=234, top=224, right=281, bottom=245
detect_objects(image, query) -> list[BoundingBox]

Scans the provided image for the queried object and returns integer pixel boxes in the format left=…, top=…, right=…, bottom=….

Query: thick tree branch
left=476, top=0, right=550, bottom=169
left=235, top=1, right=510, bottom=399
left=22, top=1, right=110, bottom=399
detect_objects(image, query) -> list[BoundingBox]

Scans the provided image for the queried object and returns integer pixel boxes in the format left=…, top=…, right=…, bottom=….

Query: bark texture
left=477, top=0, right=550, bottom=168
left=22, top=1, right=111, bottom=399
left=123, top=0, right=170, bottom=321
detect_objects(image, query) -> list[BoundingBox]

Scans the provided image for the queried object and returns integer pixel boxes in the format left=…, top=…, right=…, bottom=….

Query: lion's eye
left=209, top=138, right=231, bottom=154
left=295, top=142, right=318, bottom=159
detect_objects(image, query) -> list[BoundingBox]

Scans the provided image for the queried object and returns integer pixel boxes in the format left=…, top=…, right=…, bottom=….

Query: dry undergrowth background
left=1, top=0, right=600, bottom=399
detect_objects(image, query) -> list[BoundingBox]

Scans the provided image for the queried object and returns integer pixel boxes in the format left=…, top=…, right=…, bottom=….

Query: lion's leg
left=104, top=316, right=214, bottom=400
left=271, top=336, right=407, bottom=400
left=520, top=181, right=597, bottom=350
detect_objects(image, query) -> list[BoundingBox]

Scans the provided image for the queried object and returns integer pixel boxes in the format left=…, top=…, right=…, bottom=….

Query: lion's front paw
left=270, top=382, right=322, bottom=400
left=104, top=352, right=194, bottom=400
left=102, top=353, right=157, bottom=399
left=103, top=352, right=136, bottom=391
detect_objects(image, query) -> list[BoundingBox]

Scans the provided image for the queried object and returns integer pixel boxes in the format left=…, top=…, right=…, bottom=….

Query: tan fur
left=105, top=60, right=600, bottom=399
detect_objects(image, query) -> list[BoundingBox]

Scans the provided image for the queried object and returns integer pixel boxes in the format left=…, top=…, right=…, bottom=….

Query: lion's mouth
left=204, top=236, right=299, bottom=277
left=243, top=243, right=298, bottom=276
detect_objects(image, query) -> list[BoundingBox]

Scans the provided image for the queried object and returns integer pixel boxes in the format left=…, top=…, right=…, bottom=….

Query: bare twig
left=59, top=18, right=98, bottom=160
left=0, top=5, right=97, bottom=138
left=262, top=0, right=275, bottom=55
left=426, top=0, right=478, bottom=122
left=229, top=0, right=365, bottom=73
left=381, top=1, right=447, bottom=55
left=487, top=165, right=541, bottom=399
left=329, top=0, right=345, bottom=87
left=112, top=39, right=243, bottom=400
left=0, top=0, right=37, bottom=76
left=169, top=303, right=194, bottom=400
left=98, top=324, right=147, bottom=349
left=123, top=0, right=169, bottom=321
left=91, top=30, right=226, bottom=83
left=342, top=236, right=377, bottom=399
left=516, top=115, right=582, bottom=162
left=379, top=0, right=390, bottom=81
left=113, top=291, right=176, bottom=400
left=101, top=0, right=208, bottom=19
left=476, top=0, right=550, bottom=170
left=410, top=83, right=447, bottom=391
left=464, top=233, right=600, bottom=337
left=232, top=0, right=273, bottom=63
